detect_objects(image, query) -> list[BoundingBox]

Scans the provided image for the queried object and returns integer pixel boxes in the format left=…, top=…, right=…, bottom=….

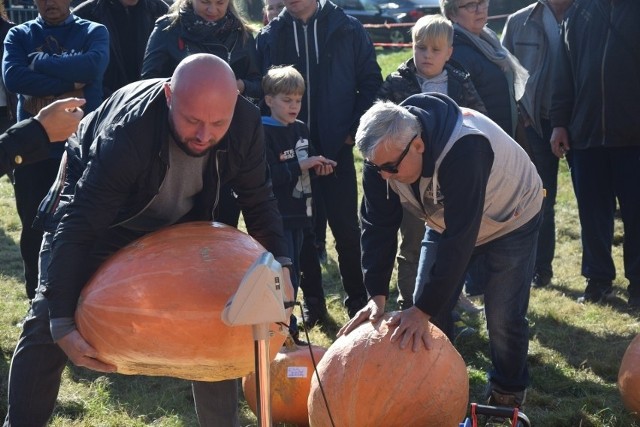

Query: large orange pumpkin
left=75, top=221, right=287, bottom=381
left=243, top=336, right=327, bottom=426
left=307, top=315, right=468, bottom=427
left=618, top=333, right=640, bottom=418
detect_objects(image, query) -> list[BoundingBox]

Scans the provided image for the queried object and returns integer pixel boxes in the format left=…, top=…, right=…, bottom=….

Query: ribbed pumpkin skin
left=308, top=315, right=468, bottom=427
left=619, top=334, right=640, bottom=418
left=243, top=338, right=327, bottom=426
left=75, top=221, right=287, bottom=381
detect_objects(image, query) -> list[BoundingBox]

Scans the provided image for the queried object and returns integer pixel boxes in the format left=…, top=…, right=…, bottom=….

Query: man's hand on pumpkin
left=337, top=295, right=385, bottom=337
left=386, top=306, right=433, bottom=352
left=56, top=329, right=117, bottom=373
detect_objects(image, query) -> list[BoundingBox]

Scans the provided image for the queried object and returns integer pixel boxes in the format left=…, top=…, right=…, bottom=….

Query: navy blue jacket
left=255, top=0, right=382, bottom=160
left=451, top=29, right=515, bottom=137
left=360, top=94, right=493, bottom=316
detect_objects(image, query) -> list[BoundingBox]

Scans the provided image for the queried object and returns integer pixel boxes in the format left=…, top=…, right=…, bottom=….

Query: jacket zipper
left=110, top=156, right=168, bottom=228
left=600, top=6, right=612, bottom=145
left=302, top=24, right=312, bottom=129
left=212, top=149, right=223, bottom=219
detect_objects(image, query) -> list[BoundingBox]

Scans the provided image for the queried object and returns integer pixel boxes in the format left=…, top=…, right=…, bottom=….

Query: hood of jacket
left=400, top=93, right=460, bottom=178
left=277, top=0, right=342, bottom=34
left=260, top=0, right=350, bottom=65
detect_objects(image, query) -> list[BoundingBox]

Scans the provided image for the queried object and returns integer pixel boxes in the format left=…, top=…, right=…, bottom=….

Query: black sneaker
left=577, top=280, right=613, bottom=304
left=453, top=319, right=476, bottom=342
left=302, top=297, right=328, bottom=328
left=289, top=329, right=309, bottom=346
left=531, top=271, right=551, bottom=288
left=628, top=295, right=640, bottom=309
left=628, top=284, right=640, bottom=309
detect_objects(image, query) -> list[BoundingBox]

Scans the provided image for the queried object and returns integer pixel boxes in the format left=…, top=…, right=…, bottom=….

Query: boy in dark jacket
left=262, top=65, right=336, bottom=341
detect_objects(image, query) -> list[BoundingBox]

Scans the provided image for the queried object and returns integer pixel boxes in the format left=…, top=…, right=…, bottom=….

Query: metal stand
left=253, top=323, right=272, bottom=427
left=221, top=252, right=288, bottom=427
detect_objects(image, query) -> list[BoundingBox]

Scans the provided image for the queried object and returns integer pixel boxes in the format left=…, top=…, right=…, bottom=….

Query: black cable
left=296, top=302, right=336, bottom=427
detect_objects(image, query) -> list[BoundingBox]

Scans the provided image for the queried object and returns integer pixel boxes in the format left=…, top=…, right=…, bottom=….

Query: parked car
left=373, top=0, right=441, bottom=23
left=334, top=0, right=413, bottom=47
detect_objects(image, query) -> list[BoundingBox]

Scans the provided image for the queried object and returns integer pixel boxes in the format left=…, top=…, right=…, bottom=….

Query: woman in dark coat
left=141, top=0, right=261, bottom=99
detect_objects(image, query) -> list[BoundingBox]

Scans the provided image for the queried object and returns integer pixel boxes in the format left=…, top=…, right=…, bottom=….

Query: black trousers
left=12, top=158, right=60, bottom=299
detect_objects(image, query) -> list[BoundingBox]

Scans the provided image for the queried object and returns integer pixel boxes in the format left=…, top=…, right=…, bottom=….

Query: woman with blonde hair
left=141, top=0, right=261, bottom=98
left=440, top=0, right=528, bottom=138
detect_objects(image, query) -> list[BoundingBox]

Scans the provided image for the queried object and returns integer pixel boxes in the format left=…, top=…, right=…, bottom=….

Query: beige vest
left=389, top=108, right=543, bottom=246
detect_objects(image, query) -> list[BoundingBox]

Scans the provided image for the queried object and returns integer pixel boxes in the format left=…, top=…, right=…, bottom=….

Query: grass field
left=1, top=49, right=639, bottom=426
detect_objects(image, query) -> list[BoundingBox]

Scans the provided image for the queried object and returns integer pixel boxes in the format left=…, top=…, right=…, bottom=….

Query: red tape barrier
left=366, top=14, right=509, bottom=48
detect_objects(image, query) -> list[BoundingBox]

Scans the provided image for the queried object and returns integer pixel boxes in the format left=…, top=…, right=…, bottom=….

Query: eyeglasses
left=365, top=134, right=417, bottom=174
left=458, top=0, right=489, bottom=13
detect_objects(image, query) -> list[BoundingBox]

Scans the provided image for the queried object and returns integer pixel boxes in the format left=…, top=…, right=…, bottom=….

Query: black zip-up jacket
left=550, top=0, right=640, bottom=149
left=73, top=0, right=169, bottom=97
left=256, top=0, right=382, bottom=160
left=44, top=78, right=287, bottom=319
left=264, top=117, right=313, bottom=230
left=377, top=57, right=488, bottom=114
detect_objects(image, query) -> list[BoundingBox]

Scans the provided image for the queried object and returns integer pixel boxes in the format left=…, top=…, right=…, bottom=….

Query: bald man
left=4, top=54, right=292, bottom=427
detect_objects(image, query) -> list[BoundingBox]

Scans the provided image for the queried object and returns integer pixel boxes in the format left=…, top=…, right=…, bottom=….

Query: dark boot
left=302, top=297, right=328, bottom=328
left=577, top=279, right=613, bottom=303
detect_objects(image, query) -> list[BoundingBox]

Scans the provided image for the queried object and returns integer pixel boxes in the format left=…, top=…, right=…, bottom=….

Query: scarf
left=178, top=5, right=240, bottom=44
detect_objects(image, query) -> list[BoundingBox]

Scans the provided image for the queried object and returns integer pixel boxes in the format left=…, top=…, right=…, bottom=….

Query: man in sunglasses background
left=340, top=92, right=543, bottom=412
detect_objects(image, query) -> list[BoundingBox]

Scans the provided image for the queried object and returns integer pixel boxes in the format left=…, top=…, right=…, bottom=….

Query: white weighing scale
left=222, top=252, right=289, bottom=427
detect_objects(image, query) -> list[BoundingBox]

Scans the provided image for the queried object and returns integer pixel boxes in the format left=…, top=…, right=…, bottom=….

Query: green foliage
left=1, top=75, right=640, bottom=427
left=377, top=49, right=411, bottom=79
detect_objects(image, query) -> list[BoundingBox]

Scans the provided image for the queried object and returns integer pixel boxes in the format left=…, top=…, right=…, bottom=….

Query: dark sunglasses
left=365, top=134, right=418, bottom=174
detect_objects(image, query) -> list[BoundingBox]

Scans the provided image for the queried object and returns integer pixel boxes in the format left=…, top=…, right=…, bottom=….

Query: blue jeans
left=3, top=230, right=241, bottom=427
left=415, top=210, right=541, bottom=393
left=283, top=227, right=304, bottom=335
left=567, top=146, right=640, bottom=293
left=526, top=120, right=558, bottom=279
left=396, top=207, right=426, bottom=310
left=12, top=159, right=60, bottom=299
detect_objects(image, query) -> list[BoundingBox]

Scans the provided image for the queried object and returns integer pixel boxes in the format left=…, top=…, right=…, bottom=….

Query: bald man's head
left=164, top=54, right=239, bottom=157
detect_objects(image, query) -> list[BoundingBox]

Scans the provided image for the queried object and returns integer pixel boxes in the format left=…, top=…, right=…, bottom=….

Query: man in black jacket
left=550, top=0, right=640, bottom=308
left=3, top=54, right=293, bottom=427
